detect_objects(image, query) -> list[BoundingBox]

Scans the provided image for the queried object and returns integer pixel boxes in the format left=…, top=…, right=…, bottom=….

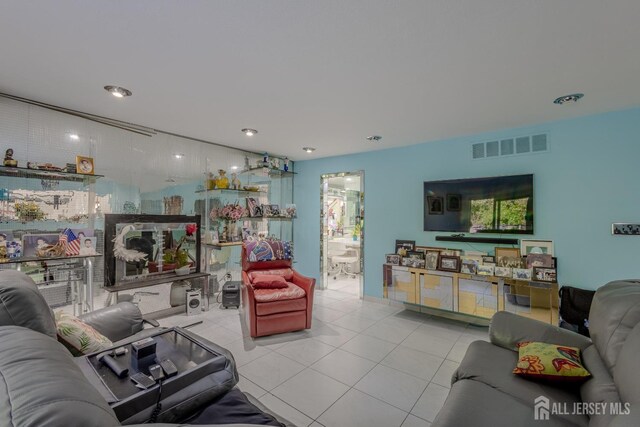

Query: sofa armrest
left=291, top=270, right=315, bottom=295
left=78, top=302, right=144, bottom=342
left=490, top=311, right=592, bottom=351
left=143, top=317, right=160, bottom=327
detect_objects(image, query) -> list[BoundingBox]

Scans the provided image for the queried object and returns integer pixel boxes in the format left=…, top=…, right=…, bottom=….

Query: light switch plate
left=612, top=223, right=640, bottom=235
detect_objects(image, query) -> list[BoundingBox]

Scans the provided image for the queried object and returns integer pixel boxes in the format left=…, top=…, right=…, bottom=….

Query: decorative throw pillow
left=251, top=274, right=287, bottom=284
left=55, top=311, right=112, bottom=356
left=513, top=341, right=591, bottom=381
left=252, top=280, right=289, bottom=289
left=245, top=240, right=293, bottom=261
left=249, top=268, right=294, bottom=282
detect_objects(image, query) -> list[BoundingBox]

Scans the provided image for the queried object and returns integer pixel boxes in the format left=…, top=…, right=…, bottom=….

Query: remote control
left=156, top=358, right=178, bottom=378
left=149, top=364, right=164, bottom=381
left=130, top=372, right=155, bottom=389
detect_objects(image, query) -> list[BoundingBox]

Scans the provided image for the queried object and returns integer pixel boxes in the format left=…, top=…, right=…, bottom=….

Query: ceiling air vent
left=472, top=133, right=548, bottom=160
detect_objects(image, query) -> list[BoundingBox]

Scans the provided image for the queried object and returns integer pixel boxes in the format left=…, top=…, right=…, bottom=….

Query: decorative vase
left=206, top=172, right=216, bottom=190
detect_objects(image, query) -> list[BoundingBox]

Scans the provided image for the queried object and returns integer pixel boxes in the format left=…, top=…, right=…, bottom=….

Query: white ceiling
left=1, top=1, right=639, bottom=160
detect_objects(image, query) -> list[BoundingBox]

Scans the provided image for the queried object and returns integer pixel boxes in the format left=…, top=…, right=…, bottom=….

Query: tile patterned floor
left=159, top=278, right=489, bottom=427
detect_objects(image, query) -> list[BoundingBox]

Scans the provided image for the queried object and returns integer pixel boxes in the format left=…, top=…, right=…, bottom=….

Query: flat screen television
left=424, top=174, right=534, bottom=234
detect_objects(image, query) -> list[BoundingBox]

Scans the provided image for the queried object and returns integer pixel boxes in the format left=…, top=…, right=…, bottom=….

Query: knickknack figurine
left=216, top=169, right=229, bottom=189
left=3, top=149, right=17, bottom=167
left=231, top=173, right=241, bottom=190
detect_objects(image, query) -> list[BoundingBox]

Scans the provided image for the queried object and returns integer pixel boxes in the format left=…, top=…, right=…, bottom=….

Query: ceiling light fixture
left=553, top=93, right=584, bottom=105
left=174, top=153, right=184, bottom=159
left=366, top=135, right=383, bottom=142
left=104, top=85, right=132, bottom=98
left=69, top=133, right=79, bottom=140
left=346, top=177, right=352, bottom=182
left=230, top=165, right=239, bottom=170
left=242, top=128, right=258, bottom=136
left=303, top=147, right=316, bottom=153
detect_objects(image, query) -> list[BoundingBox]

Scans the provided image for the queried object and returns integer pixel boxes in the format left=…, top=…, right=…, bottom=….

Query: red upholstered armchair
left=241, top=246, right=315, bottom=338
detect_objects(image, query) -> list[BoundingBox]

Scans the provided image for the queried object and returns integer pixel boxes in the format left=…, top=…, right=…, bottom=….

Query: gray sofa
left=0, top=270, right=292, bottom=426
left=432, top=280, right=640, bottom=427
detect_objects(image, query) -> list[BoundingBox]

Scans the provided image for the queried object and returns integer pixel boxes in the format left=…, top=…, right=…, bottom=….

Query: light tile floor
left=158, top=284, right=489, bottom=427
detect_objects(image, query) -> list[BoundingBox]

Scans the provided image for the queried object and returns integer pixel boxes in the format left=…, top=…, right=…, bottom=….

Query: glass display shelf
left=241, top=167, right=296, bottom=177
left=195, top=188, right=267, bottom=196
left=0, top=253, right=102, bottom=264
left=0, top=165, right=103, bottom=183
left=204, top=242, right=243, bottom=249
left=210, top=216, right=294, bottom=222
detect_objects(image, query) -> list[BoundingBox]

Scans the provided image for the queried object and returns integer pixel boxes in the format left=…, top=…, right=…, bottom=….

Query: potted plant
left=148, top=223, right=197, bottom=273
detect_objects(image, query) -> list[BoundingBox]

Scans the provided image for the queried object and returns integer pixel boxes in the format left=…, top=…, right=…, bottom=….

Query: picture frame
left=246, top=198, right=263, bottom=217
left=441, top=249, right=462, bottom=257
left=460, top=258, right=478, bottom=275
left=497, top=256, right=526, bottom=269
left=414, top=245, right=445, bottom=254
left=395, top=240, right=415, bottom=254
left=22, top=233, right=61, bottom=258
left=75, top=155, right=95, bottom=175
left=525, top=253, right=554, bottom=269
left=446, top=194, right=461, bottom=211
left=427, top=196, right=444, bottom=215
left=477, top=264, right=495, bottom=276
left=270, top=204, right=281, bottom=217
left=494, top=266, right=512, bottom=278
left=438, top=255, right=461, bottom=272
left=385, top=254, right=401, bottom=265
left=512, top=268, right=533, bottom=280
left=406, top=251, right=425, bottom=260
left=482, top=256, right=495, bottom=264
left=262, top=204, right=273, bottom=217
left=425, top=250, right=440, bottom=270
left=402, top=257, right=426, bottom=268
left=495, top=247, right=521, bottom=259
left=533, top=267, right=557, bottom=282
left=520, top=239, right=554, bottom=256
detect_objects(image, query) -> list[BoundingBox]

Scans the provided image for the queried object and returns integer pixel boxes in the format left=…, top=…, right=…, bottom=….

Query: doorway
left=320, top=171, right=364, bottom=297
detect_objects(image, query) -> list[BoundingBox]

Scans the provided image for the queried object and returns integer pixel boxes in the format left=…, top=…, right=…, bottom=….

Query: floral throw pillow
left=513, top=341, right=591, bottom=381
left=55, top=311, right=112, bottom=356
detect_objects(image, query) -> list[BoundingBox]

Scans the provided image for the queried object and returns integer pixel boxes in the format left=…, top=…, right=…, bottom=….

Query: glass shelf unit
left=0, top=165, right=103, bottom=183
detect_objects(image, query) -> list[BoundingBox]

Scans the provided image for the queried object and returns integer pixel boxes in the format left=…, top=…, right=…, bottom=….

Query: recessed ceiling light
left=242, top=128, right=258, bottom=136
left=69, top=133, right=79, bottom=140
left=303, top=147, right=316, bottom=153
left=230, top=165, right=239, bottom=170
left=346, top=177, right=352, bottom=181
left=174, top=153, right=184, bottom=159
left=366, top=135, right=382, bottom=142
left=553, top=93, right=584, bottom=105
left=104, top=85, right=132, bottom=98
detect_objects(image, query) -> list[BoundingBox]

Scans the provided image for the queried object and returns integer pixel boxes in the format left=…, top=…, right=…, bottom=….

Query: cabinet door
left=390, top=267, right=416, bottom=303
left=458, top=278, right=498, bottom=319
left=420, top=273, right=453, bottom=311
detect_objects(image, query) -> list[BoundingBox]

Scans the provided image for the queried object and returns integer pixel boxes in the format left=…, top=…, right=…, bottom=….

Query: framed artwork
left=438, top=255, right=461, bottom=272
left=270, top=204, right=281, bottom=216
left=406, top=251, right=425, bottom=260
left=395, top=240, right=415, bottom=254
left=520, top=239, right=554, bottom=256
left=425, top=250, right=440, bottom=270
left=403, top=257, right=425, bottom=268
left=441, top=249, right=462, bottom=257
left=427, top=196, right=444, bottom=215
left=494, top=267, right=512, bottom=278
left=513, top=268, right=533, bottom=280
left=477, top=265, right=495, bottom=276
left=533, top=267, right=557, bottom=282
left=482, top=256, right=495, bottom=264
left=447, top=194, right=461, bottom=211
left=525, top=253, right=554, bottom=269
left=76, top=155, right=95, bottom=175
left=22, top=233, right=61, bottom=258
left=78, top=237, right=98, bottom=255
left=262, top=204, right=273, bottom=217
left=415, top=245, right=445, bottom=254
left=246, top=198, right=263, bottom=217
left=386, top=254, right=401, bottom=265
left=495, top=247, right=521, bottom=259
left=460, top=258, right=478, bottom=275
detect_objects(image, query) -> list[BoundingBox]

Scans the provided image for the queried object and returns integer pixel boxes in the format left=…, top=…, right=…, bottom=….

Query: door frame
left=319, top=170, right=364, bottom=298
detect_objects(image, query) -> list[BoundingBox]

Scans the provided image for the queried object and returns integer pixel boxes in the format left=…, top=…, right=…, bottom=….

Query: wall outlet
left=612, top=223, right=640, bottom=235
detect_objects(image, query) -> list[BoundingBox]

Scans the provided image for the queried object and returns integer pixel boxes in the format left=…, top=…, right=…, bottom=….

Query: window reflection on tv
left=424, top=174, right=533, bottom=234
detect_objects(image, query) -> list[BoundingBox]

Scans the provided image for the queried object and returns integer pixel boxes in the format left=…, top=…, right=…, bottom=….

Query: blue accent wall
left=293, top=107, right=640, bottom=294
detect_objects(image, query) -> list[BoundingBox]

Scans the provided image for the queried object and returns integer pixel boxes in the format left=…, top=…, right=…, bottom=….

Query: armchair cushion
left=78, top=301, right=144, bottom=342
left=55, top=311, right=113, bottom=356
left=249, top=269, right=294, bottom=282
left=253, top=280, right=289, bottom=290
left=254, top=283, right=306, bottom=303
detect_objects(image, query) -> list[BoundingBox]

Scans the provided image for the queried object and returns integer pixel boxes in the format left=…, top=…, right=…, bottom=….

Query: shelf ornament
left=112, top=224, right=148, bottom=263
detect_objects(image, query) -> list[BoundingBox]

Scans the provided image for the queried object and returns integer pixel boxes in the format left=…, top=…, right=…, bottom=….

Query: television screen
left=424, top=174, right=533, bottom=234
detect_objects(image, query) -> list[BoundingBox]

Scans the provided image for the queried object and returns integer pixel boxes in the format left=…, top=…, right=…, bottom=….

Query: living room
left=0, top=2, right=639, bottom=427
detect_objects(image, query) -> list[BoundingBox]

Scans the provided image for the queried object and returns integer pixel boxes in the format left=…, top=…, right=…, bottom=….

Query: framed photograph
left=415, top=246, right=445, bottom=254
left=512, top=268, right=533, bottom=280
left=386, top=254, right=401, bottom=265
left=533, top=267, right=557, bottom=282
left=477, top=265, right=495, bottom=276
left=284, top=204, right=297, bottom=218
left=438, top=255, right=461, bottom=272
left=262, top=204, right=273, bottom=217
left=494, top=266, right=512, bottom=278
left=427, top=196, right=444, bottom=215
left=525, top=253, right=554, bottom=269
left=246, top=198, right=263, bottom=217
left=425, top=250, right=440, bottom=270
left=270, top=204, right=281, bottom=217
left=495, top=247, right=521, bottom=259
left=22, top=234, right=60, bottom=258
left=497, top=256, right=526, bottom=269
left=460, top=258, right=478, bottom=275
left=520, top=239, right=554, bottom=256
left=78, top=237, right=98, bottom=255
left=402, top=258, right=426, bottom=268
left=395, top=240, right=415, bottom=254
left=482, top=256, right=495, bottom=264
left=441, top=249, right=462, bottom=257
left=76, top=155, right=95, bottom=175
left=406, top=251, right=425, bottom=260
left=0, top=231, right=21, bottom=260
left=447, top=194, right=461, bottom=211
